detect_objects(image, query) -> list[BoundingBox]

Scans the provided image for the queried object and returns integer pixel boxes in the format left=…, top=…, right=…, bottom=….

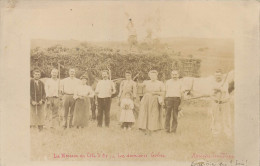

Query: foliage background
left=30, top=42, right=202, bottom=84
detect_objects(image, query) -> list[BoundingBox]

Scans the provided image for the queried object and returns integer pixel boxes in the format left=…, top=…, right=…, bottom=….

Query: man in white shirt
left=60, top=68, right=80, bottom=129
left=95, top=70, right=116, bottom=127
left=165, top=70, right=183, bottom=133
left=209, top=69, right=232, bottom=138
left=45, top=68, right=60, bottom=129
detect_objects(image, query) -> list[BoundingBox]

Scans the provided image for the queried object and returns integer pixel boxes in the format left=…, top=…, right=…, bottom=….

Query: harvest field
left=31, top=37, right=234, bottom=161
left=31, top=99, right=234, bottom=161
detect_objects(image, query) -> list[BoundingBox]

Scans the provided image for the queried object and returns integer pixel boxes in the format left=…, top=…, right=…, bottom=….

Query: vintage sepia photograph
left=2, top=1, right=259, bottom=166
left=29, top=2, right=235, bottom=162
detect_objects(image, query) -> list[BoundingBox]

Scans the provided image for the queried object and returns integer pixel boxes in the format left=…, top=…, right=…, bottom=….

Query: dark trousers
left=63, top=95, right=75, bottom=128
left=165, top=97, right=181, bottom=132
left=90, top=97, right=97, bottom=119
left=97, top=97, right=112, bottom=127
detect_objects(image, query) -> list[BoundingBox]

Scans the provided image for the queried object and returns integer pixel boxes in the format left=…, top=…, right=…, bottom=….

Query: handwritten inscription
left=191, top=159, right=248, bottom=166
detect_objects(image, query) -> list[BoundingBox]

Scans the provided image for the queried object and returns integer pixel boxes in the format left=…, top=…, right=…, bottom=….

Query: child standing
left=120, top=92, right=135, bottom=130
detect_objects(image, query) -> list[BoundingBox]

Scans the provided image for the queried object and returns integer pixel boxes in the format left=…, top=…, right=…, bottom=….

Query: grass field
left=31, top=99, right=234, bottom=161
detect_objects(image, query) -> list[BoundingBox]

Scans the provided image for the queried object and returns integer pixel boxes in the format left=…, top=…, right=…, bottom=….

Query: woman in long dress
left=73, top=75, right=94, bottom=128
left=137, top=70, right=165, bottom=135
left=118, top=71, right=137, bottom=124
left=118, top=71, right=137, bottom=102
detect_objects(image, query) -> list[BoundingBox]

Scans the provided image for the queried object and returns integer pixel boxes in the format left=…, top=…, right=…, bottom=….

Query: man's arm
left=111, top=81, right=116, bottom=94
left=161, top=81, right=166, bottom=97
left=88, top=87, right=95, bottom=98
left=118, top=81, right=124, bottom=98
left=41, top=81, right=46, bottom=104
left=60, top=78, right=65, bottom=94
left=164, top=81, right=168, bottom=97
left=30, top=80, right=34, bottom=103
left=44, top=79, right=49, bottom=98
left=95, top=81, right=100, bottom=95
left=220, top=85, right=230, bottom=103
left=133, top=81, right=137, bottom=99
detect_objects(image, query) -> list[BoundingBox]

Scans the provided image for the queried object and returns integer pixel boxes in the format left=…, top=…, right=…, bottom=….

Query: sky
left=2, top=1, right=247, bottom=42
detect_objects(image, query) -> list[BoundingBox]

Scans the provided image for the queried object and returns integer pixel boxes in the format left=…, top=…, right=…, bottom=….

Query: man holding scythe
left=44, top=68, right=61, bottom=129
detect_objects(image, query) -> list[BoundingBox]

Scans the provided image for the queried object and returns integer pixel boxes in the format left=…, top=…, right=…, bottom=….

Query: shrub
left=30, top=43, right=200, bottom=82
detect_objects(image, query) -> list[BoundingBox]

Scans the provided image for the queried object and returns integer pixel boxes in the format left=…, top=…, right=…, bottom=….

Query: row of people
left=30, top=68, right=232, bottom=138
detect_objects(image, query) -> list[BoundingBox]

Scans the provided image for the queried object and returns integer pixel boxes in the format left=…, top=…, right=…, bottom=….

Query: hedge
left=30, top=43, right=200, bottom=84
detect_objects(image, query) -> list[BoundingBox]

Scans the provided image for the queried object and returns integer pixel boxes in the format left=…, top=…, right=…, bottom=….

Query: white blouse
left=143, top=80, right=165, bottom=93
left=73, top=84, right=94, bottom=99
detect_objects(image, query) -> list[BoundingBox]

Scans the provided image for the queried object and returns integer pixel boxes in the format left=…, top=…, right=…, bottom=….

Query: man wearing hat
left=30, top=68, right=46, bottom=131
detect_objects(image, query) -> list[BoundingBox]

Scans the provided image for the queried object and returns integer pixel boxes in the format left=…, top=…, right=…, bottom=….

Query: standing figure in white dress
left=119, top=92, right=135, bottom=131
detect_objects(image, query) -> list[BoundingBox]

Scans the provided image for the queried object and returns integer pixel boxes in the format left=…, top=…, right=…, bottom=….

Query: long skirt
left=137, top=94, right=164, bottom=131
left=73, top=98, right=90, bottom=127
left=31, top=104, right=45, bottom=126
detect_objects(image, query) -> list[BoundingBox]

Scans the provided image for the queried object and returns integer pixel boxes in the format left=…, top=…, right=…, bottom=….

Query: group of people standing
left=30, top=68, right=114, bottom=130
left=30, top=67, right=233, bottom=138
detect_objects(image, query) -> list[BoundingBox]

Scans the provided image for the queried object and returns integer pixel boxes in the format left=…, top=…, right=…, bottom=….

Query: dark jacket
left=30, top=79, right=46, bottom=104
